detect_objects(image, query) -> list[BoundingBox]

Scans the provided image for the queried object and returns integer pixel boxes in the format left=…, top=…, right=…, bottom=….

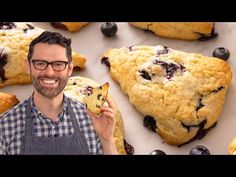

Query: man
left=0, top=31, right=118, bottom=155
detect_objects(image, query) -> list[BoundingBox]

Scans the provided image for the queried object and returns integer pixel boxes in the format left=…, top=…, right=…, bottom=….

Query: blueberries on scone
left=213, top=47, right=230, bottom=61
left=143, top=115, right=157, bottom=132
left=153, top=60, right=186, bottom=79
left=189, top=145, right=210, bottom=155
left=101, top=22, right=118, bottom=37
left=150, top=150, right=166, bottom=155
left=0, top=22, right=16, bottom=30
left=139, top=70, right=151, bottom=80
left=0, top=48, right=8, bottom=82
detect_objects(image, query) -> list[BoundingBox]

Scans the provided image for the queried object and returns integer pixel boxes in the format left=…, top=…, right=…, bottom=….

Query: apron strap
left=67, top=103, right=80, bottom=134
left=20, top=100, right=33, bottom=154
left=67, top=103, right=90, bottom=152
left=25, top=101, right=33, bottom=137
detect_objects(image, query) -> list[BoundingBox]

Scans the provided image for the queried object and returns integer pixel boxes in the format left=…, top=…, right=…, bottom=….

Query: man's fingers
left=105, top=97, right=113, bottom=108
left=101, top=111, right=116, bottom=122
left=101, top=106, right=114, bottom=114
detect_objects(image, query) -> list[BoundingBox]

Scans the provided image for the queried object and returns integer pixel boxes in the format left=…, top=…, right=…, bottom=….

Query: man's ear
left=25, top=59, right=30, bottom=75
left=68, top=61, right=74, bottom=76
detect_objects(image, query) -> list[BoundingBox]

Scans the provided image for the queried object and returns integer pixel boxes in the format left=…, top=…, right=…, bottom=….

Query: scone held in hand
left=83, top=82, right=109, bottom=115
left=64, top=76, right=129, bottom=154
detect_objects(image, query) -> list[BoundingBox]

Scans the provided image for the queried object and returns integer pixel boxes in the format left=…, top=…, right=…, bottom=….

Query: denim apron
left=20, top=101, right=90, bottom=155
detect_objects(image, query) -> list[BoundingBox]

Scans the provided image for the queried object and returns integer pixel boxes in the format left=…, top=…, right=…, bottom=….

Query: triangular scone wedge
left=51, top=22, right=88, bottom=32
left=0, top=22, right=86, bottom=88
left=0, top=92, right=19, bottom=115
left=83, top=82, right=109, bottom=115
left=101, top=45, right=232, bottom=146
left=64, top=76, right=133, bottom=154
left=129, top=22, right=217, bottom=41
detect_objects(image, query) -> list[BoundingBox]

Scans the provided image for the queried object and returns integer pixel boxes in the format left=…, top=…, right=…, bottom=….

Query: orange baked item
left=0, top=92, right=19, bottom=115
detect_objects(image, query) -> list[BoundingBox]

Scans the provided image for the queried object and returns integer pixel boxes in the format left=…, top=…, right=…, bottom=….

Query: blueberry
left=189, top=145, right=210, bottom=155
left=150, top=150, right=166, bottom=155
left=101, top=57, right=110, bottom=68
left=0, top=22, right=16, bottom=30
left=0, top=53, right=7, bottom=66
left=139, top=70, right=151, bottom=80
left=213, top=47, right=230, bottom=61
left=128, top=46, right=134, bottom=51
left=143, top=115, right=157, bottom=132
left=101, top=22, right=117, bottom=37
left=156, top=46, right=169, bottom=55
left=97, top=94, right=102, bottom=100
left=0, top=49, right=7, bottom=81
left=124, top=139, right=134, bottom=155
left=84, top=86, right=93, bottom=95
left=153, top=60, right=186, bottom=80
left=23, top=24, right=35, bottom=33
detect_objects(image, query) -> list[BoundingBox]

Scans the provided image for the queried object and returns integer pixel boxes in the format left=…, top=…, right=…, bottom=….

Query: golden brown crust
left=0, top=92, right=19, bottom=115
left=228, top=138, right=236, bottom=155
left=102, top=45, right=233, bottom=145
left=129, top=22, right=215, bottom=40
left=0, top=22, right=86, bottom=88
left=64, top=76, right=126, bottom=154
left=51, top=22, right=89, bottom=32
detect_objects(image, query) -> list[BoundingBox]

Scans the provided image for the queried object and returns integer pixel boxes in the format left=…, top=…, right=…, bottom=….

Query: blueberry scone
left=83, top=82, right=109, bottom=115
left=101, top=45, right=232, bottom=146
left=0, top=22, right=86, bottom=88
left=129, top=22, right=218, bottom=41
left=228, top=138, right=236, bottom=155
left=51, top=22, right=88, bottom=32
left=0, top=92, right=19, bottom=115
left=64, top=76, right=134, bottom=155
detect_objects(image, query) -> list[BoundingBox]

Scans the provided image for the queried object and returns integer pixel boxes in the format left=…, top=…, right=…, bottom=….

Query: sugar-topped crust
left=101, top=45, right=232, bottom=145
left=129, top=22, right=217, bottom=41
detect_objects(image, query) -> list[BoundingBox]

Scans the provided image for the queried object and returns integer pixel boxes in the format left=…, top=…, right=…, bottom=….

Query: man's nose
left=44, top=64, right=56, bottom=76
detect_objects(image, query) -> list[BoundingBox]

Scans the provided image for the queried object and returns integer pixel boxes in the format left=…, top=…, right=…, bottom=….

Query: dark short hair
left=27, top=31, right=72, bottom=62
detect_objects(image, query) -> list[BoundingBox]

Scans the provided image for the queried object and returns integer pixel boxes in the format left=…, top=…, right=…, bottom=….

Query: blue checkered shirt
left=0, top=95, right=103, bottom=155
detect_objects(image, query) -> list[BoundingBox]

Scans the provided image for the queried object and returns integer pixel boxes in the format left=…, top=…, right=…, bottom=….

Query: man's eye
left=54, top=63, right=64, bottom=67
left=36, top=62, right=45, bottom=66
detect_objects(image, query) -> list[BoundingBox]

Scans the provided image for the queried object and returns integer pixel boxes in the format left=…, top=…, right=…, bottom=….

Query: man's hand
left=86, top=97, right=116, bottom=141
left=86, top=97, right=118, bottom=154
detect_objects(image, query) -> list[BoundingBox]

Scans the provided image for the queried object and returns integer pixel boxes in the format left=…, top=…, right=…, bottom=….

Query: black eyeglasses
left=31, top=59, right=70, bottom=72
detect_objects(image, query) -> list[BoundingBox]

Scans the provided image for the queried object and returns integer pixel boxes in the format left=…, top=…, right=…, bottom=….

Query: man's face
left=26, top=43, right=73, bottom=98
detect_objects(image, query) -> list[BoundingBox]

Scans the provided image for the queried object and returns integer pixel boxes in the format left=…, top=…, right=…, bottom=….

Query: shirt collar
left=28, top=93, right=69, bottom=122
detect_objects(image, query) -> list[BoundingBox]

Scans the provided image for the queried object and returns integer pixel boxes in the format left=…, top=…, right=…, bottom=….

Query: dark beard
left=31, top=75, right=68, bottom=98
